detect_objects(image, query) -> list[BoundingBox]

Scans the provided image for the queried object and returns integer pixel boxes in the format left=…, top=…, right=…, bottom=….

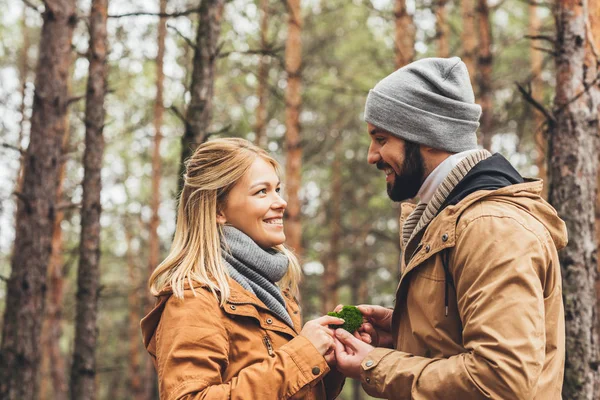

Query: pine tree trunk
left=141, top=1, right=167, bottom=397
left=40, top=95, right=71, bottom=400
left=394, top=0, right=415, bottom=69
left=549, top=1, right=600, bottom=398
left=0, top=2, right=76, bottom=398
left=529, top=2, right=547, bottom=199
left=127, top=223, right=143, bottom=400
left=178, top=0, right=225, bottom=194
left=255, top=0, right=269, bottom=148
left=284, top=0, right=303, bottom=254
left=477, top=0, right=493, bottom=150
left=15, top=5, right=30, bottom=193
left=321, top=139, right=342, bottom=314
left=593, top=4, right=600, bottom=395
left=435, top=0, right=449, bottom=58
left=461, top=0, right=477, bottom=86
left=70, top=0, right=108, bottom=398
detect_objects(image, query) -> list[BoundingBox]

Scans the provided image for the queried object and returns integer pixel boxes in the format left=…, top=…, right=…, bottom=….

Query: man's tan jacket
left=361, top=181, right=567, bottom=399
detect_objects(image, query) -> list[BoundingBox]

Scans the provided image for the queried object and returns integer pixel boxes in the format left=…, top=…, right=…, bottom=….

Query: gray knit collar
left=220, top=226, right=293, bottom=327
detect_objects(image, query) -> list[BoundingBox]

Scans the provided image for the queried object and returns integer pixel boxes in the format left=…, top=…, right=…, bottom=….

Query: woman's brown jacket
left=141, top=279, right=345, bottom=400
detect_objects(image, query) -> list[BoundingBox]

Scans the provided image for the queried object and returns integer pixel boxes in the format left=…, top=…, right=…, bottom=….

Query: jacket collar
left=400, top=179, right=544, bottom=277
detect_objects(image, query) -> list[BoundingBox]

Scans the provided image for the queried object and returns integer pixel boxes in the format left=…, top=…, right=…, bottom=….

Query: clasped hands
left=299, top=304, right=393, bottom=380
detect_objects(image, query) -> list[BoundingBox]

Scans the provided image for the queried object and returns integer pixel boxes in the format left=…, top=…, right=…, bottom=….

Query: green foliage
left=328, top=305, right=363, bottom=333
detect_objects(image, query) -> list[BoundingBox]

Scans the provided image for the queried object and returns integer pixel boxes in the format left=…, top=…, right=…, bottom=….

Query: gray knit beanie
left=364, top=57, right=481, bottom=153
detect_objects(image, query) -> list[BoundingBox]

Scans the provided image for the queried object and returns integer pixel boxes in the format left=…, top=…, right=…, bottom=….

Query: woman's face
left=218, top=157, right=287, bottom=248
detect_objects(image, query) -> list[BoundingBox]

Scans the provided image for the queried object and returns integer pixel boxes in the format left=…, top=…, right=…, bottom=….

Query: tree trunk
left=15, top=5, right=30, bottom=193
left=529, top=2, right=547, bottom=199
left=549, top=1, right=600, bottom=398
left=461, top=0, right=477, bottom=86
left=127, top=223, right=143, bottom=400
left=141, top=1, right=167, bottom=397
left=350, top=250, right=369, bottom=400
left=255, top=0, right=269, bottom=148
left=321, top=139, right=342, bottom=314
left=178, top=0, right=225, bottom=195
left=284, top=0, right=303, bottom=254
left=394, top=0, right=415, bottom=69
left=0, top=1, right=76, bottom=398
left=70, top=0, right=108, bottom=398
left=40, top=89, right=72, bottom=400
left=435, top=0, right=449, bottom=58
left=477, top=0, right=493, bottom=150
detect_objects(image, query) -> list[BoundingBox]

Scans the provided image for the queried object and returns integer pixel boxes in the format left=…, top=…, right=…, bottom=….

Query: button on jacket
left=141, top=279, right=345, bottom=400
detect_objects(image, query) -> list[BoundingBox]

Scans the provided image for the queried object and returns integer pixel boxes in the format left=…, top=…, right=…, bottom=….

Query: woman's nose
left=272, top=196, right=287, bottom=210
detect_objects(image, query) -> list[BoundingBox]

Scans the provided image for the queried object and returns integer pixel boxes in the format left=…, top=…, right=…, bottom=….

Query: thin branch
left=167, top=24, right=195, bottom=48
left=516, top=82, right=556, bottom=124
left=556, top=72, right=600, bottom=115
left=218, top=47, right=285, bottom=59
left=108, top=8, right=201, bottom=19
left=22, top=0, right=43, bottom=13
left=525, top=34, right=555, bottom=45
left=0, top=275, right=8, bottom=282
left=68, top=95, right=85, bottom=105
left=1, top=143, right=25, bottom=155
left=532, top=46, right=556, bottom=56
left=206, top=124, right=232, bottom=138
left=169, top=105, right=187, bottom=125
left=57, top=201, right=80, bottom=211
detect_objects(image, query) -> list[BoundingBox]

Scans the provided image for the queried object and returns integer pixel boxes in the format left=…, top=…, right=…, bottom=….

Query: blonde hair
left=149, top=138, right=301, bottom=304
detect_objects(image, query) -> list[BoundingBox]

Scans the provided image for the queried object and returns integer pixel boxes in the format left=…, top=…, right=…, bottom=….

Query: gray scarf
left=221, top=226, right=293, bottom=327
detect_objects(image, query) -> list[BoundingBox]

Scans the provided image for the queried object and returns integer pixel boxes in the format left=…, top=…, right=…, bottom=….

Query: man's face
left=366, top=123, right=425, bottom=202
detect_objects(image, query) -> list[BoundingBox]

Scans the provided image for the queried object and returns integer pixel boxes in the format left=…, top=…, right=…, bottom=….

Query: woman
left=141, top=138, right=345, bottom=399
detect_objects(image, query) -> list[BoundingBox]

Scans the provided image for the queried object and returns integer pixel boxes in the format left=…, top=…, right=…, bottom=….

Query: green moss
left=328, top=305, right=363, bottom=333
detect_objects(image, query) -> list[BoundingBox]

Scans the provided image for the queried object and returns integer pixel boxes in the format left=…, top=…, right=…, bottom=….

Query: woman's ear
left=216, top=212, right=227, bottom=225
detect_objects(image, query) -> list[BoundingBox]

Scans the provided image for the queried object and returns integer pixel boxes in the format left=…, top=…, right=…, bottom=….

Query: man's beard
left=378, top=141, right=425, bottom=202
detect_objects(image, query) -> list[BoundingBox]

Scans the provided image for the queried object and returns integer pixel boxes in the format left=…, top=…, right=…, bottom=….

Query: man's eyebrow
left=249, top=181, right=281, bottom=190
left=369, top=128, right=387, bottom=136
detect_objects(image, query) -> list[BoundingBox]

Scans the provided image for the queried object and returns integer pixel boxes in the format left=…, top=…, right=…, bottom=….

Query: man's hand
left=332, top=304, right=374, bottom=344
left=334, top=328, right=375, bottom=380
left=356, top=305, right=394, bottom=348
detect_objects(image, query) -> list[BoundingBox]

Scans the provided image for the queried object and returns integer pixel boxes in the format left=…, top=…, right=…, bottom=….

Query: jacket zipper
left=263, top=335, right=275, bottom=357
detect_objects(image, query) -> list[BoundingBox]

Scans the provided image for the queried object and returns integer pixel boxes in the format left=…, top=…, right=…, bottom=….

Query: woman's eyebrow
left=249, top=181, right=281, bottom=190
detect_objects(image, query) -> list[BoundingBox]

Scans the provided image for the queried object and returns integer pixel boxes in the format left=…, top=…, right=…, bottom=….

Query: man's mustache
left=376, top=161, right=392, bottom=171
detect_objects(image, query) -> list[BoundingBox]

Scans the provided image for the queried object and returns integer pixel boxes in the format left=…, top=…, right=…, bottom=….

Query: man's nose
left=367, top=143, right=380, bottom=164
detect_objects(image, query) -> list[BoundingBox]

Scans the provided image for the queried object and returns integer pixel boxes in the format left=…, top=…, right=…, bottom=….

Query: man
left=333, top=57, right=567, bottom=399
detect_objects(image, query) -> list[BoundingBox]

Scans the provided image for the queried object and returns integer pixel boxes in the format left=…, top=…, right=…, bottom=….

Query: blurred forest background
left=0, top=0, right=599, bottom=399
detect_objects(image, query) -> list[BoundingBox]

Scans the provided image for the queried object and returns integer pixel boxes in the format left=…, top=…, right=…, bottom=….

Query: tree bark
left=15, top=5, right=30, bottom=194
left=178, top=0, right=225, bottom=195
left=141, top=0, right=167, bottom=397
left=70, top=0, right=108, bottom=398
left=529, top=2, right=547, bottom=199
left=549, top=0, right=600, bottom=398
left=394, top=0, right=415, bottom=69
left=40, top=89, right=71, bottom=400
left=284, top=0, right=303, bottom=254
left=255, top=0, right=269, bottom=148
left=477, top=0, right=493, bottom=150
left=321, top=139, right=342, bottom=314
left=435, top=0, right=449, bottom=58
left=0, top=1, right=76, bottom=398
left=461, top=0, right=477, bottom=87
left=127, top=222, right=143, bottom=400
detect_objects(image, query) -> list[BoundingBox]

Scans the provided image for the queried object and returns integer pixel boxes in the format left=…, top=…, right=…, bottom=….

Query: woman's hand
left=300, top=315, right=344, bottom=356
